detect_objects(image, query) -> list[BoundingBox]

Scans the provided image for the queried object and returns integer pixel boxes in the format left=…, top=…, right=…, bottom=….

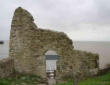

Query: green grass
left=56, top=72, right=110, bottom=85
left=0, top=73, right=110, bottom=85
left=0, top=74, right=46, bottom=85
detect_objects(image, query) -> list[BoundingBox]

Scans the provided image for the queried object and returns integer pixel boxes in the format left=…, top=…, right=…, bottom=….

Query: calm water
left=0, top=41, right=9, bottom=59
left=0, top=41, right=110, bottom=69
left=46, top=60, right=57, bottom=71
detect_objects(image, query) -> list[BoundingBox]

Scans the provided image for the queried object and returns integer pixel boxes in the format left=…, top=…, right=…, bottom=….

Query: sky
left=0, top=0, right=110, bottom=41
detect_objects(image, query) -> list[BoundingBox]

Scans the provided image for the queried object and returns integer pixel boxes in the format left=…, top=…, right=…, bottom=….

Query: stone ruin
left=0, top=7, right=99, bottom=82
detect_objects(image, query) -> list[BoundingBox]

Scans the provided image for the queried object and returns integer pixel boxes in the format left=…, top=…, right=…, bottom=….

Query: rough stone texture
left=0, top=7, right=99, bottom=81
left=0, top=58, right=14, bottom=78
left=70, top=50, right=99, bottom=80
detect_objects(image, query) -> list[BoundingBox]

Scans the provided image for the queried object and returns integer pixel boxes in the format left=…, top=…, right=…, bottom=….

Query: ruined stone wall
left=56, top=50, right=99, bottom=80
left=9, top=7, right=99, bottom=80
left=0, top=58, right=14, bottom=78
left=71, top=50, right=99, bottom=79
left=10, top=7, right=74, bottom=78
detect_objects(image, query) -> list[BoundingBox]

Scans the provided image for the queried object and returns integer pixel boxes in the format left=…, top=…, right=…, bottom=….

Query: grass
left=0, top=72, right=110, bottom=85
left=56, top=72, right=110, bottom=85
left=0, top=74, right=46, bottom=85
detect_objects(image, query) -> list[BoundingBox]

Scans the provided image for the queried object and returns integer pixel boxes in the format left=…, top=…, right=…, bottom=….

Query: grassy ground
left=0, top=74, right=46, bottom=85
left=0, top=72, right=110, bottom=85
left=56, top=72, right=110, bottom=85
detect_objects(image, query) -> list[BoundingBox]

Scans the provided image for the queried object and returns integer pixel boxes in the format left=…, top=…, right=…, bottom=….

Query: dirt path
left=48, top=78, right=56, bottom=85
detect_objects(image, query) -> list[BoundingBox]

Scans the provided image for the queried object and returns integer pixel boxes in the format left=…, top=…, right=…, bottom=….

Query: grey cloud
left=0, top=0, right=110, bottom=41
left=93, top=0, right=110, bottom=24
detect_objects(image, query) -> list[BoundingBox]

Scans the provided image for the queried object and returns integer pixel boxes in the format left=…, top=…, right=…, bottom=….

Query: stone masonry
left=0, top=7, right=99, bottom=82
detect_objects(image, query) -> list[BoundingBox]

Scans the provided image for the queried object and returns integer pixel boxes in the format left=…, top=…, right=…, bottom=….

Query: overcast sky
left=0, top=0, right=110, bottom=41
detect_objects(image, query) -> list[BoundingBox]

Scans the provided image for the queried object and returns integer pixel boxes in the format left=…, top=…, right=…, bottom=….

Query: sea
left=0, top=41, right=110, bottom=69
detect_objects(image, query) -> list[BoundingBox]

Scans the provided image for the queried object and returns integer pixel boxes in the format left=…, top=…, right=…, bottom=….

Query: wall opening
left=45, top=50, right=59, bottom=79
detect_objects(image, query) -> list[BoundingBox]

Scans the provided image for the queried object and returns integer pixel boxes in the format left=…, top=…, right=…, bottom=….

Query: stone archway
left=45, top=50, right=59, bottom=79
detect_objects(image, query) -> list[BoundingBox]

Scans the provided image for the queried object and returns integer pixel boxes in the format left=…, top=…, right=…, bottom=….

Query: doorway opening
left=45, top=50, right=59, bottom=79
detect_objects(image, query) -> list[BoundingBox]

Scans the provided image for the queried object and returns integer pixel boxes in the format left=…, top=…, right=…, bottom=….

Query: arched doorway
left=45, top=50, right=59, bottom=79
